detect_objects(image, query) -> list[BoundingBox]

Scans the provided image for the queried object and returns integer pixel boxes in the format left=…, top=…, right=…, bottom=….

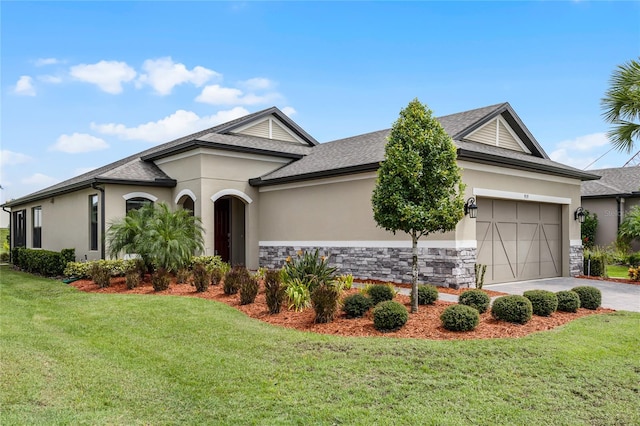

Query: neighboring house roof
left=581, top=166, right=640, bottom=198
left=250, top=103, right=599, bottom=186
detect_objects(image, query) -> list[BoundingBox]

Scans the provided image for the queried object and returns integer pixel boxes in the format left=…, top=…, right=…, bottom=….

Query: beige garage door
left=476, top=198, right=562, bottom=284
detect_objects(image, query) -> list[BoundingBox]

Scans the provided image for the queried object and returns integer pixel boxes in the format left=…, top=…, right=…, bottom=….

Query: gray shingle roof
left=581, top=166, right=640, bottom=197
left=252, top=106, right=598, bottom=185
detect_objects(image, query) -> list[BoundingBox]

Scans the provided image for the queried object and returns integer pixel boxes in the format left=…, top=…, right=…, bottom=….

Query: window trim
left=89, top=194, right=98, bottom=251
left=31, top=206, right=42, bottom=249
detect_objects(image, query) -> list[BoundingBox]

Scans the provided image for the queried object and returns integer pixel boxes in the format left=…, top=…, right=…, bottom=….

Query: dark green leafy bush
left=125, top=270, right=140, bottom=290
left=556, top=290, right=581, bottom=313
left=176, top=268, right=191, bottom=284
left=458, top=289, right=490, bottom=313
left=264, top=269, right=286, bottom=314
left=342, top=293, right=373, bottom=318
left=571, top=286, right=602, bottom=310
left=440, top=304, right=480, bottom=331
left=192, top=262, right=211, bottom=293
left=411, top=284, right=438, bottom=305
left=368, top=285, right=395, bottom=305
left=373, top=300, right=408, bottom=332
left=211, top=268, right=224, bottom=285
left=224, top=266, right=248, bottom=295
left=11, top=247, right=72, bottom=277
left=89, top=262, right=112, bottom=289
left=491, top=295, right=533, bottom=324
left=152, top=268, right=171, bottom=291
left=311, top=282, right=342, bottom=323
left=240, top=275, right=259, bottom=305
left=523, top=290, right=558, bottom=317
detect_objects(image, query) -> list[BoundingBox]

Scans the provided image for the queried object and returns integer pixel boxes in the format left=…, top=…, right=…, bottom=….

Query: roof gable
left=581, top=166, right=640, bottom=197
left=465, top=116, right=531, bottom=154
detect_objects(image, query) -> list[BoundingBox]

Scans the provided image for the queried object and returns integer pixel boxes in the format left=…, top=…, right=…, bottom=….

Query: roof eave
left=2, top=177, right=176, bottom=208
left=582, top=192, right=640, bottom=199
left=457, top=149, right=601, bottom=181
left=141, top=140, right=305, bottom=162
left=250, top=162, right=380, bottom=187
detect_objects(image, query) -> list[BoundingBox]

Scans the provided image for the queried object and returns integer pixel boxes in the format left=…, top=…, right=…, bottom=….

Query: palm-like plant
left=601, top=58, right=640, bottom=153
left=107, top=202, right=204, bottom=276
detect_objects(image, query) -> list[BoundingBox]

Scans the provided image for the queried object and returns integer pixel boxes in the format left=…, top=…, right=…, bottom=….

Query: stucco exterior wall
left=583, top=196, right=640, bottom=250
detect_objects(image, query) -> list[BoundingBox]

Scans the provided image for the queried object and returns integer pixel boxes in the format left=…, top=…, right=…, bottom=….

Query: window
left=32, top=206, right=42, bottom=248
left=12, top=210, right=26, bottom=248
left=89, top=195, right=98, bottom=251
left=126, top=197, right=153, bottom=214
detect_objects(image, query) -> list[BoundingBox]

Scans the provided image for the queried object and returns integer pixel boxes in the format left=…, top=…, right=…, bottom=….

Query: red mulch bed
left=577, top=275, right=639, bottom=285
left=69, top=277, right=614, bottom=341
left=353, top=278, right=508, bottom=297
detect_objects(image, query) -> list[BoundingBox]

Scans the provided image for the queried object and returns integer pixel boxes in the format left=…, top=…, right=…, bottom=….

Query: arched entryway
left=211, top=190, right=251, bottom=266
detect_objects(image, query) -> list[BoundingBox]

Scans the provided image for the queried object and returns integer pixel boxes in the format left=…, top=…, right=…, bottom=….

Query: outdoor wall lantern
left=464, top=197, right=478, bottom=219
left=574, top=206, right=586, bottom=223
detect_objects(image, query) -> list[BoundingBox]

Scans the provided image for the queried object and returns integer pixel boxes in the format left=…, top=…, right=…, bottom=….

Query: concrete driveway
left=485, top=277, right=640, bottom=312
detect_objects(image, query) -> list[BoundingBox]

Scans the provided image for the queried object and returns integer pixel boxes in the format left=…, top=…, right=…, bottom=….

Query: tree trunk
left=411, top=230, right=419, bottom=313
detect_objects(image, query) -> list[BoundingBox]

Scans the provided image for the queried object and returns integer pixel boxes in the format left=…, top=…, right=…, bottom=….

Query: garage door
left=476, top=199, right=562, bottom=284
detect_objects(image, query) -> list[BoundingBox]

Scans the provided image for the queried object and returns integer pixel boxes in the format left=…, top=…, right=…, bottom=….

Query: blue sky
left=2, top=1, right=639, bottom=204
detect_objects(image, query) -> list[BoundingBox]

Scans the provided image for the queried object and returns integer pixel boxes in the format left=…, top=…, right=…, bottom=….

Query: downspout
left=2, top=206, right=11, bottom=262
left=91, top=182, right=106, bottom=260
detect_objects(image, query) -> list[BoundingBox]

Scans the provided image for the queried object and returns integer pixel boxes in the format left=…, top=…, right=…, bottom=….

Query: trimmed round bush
left=440, top=304, right=480, bottom=331
left=373, top=300, right=408, bottom=332
left=523, top=290, right=558, bottom=317
left=368, top=285, right=395, bottom=305
left=458, top=289, right=490, bottom=313
left=411, top=284, right=439, bottom=305
left=491, top=295, right=533, bottom=324
left=556, top=290, right=581, bottom=313
left=571, top=286, right=602, bottom=310
left=342, top=293, right=373, bottom=318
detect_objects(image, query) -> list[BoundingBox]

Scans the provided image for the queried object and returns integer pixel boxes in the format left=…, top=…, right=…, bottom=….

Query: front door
left=13, top=210, right=26, bottom=248
left=214, top=198, right=230, bottom=262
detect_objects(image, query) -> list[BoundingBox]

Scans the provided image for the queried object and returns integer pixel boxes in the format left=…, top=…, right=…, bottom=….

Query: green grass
left=2, top=266, right=639, bottom=425
left=606, top=264, right=631, bottom=279
left=0, top=228, right=8, bottom=255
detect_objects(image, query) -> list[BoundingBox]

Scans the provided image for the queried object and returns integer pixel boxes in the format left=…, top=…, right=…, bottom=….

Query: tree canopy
left=601, top=58, right=640, bottom=153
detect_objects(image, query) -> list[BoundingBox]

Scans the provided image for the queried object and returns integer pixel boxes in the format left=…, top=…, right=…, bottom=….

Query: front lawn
left=606, top=264, right=632, bottom=279
left=2, top=267, right=639, bottom=425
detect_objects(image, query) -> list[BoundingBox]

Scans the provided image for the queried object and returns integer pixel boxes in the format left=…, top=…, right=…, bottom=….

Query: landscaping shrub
left=629, top=266, right=640, bottom=281
left=336, top=274, right=354, bottom=290
left=192, top=262, right=211, bottom=292
left=411, top=284, right=438, bottom=305
left=491, top=295, right=533, bottom=324
left=12, top=247, right=72, bottom=277
left=264, top=269, right=286, bottom=314
left=373, top=300, right=408, bottom=332
left=124, top=259, right=143, bottom=290
left=89, top=262, right=112, bottom=289
left=583, top=247, right=606, bottom=277
left=458, top=289, right=490, bottom=313
left=474, top=264, right=487, bottom=289
left=571, top=286, right=602, bottom=310
left=440, top=304, right=480, bottom=331
left=282, top=249, right=337, bottom=292
left=285, top=278, right=311, bottom=311
left=64, top=259, right=134, bottom=279
left=223, top=266, right=248, bottom=295
left=176, top=268, right=191, bottom=284
left=239, top=275, right=259, bottom=305
left=211, top=268, right=224, bottom=285
left=556, top=290, right=581, bottom=313
left=342, top=293, right=373, bottom=318
left=368, top=284, right=395, bottom=305
left=151, top=268, right=171, bottom=291
left=125, top=270, right=141, bottom=289
left=311, top=281, right=342, bottom=323
left=627, top=252, right=640, bottom=267
left=523, top=290, right=558, bottom=317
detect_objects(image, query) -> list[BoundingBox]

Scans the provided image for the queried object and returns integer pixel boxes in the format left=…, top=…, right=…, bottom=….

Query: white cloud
left=38, top=75, right=63, bottom=84
left=1, top=150, right=33, bottom=166
left=70, top=60, right=136, bottom=94
left=239, top=77, right=274, bottom=91
left=22, top=173, right=59, bottom=187
left=91, top=107, right=250, bottom=143
left=35, top=58, right=61, bottom=66
left=137, top=57, right=220, bottom=95
left=549, top=132, right=611, bottom=169
left=14, top=76, right=36, bottom=96
left=195, top=84, right=280, bottom=105
left=281, top=106, right=296, bottom=117
left=50, top=133, right=109, bottom=153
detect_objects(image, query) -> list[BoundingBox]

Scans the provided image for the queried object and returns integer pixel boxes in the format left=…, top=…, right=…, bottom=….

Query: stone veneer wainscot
left=259, top=245, right=477, bottom=289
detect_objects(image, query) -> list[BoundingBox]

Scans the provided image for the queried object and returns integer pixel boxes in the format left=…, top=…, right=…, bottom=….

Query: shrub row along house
left=3, top=102, right=599, bottom=287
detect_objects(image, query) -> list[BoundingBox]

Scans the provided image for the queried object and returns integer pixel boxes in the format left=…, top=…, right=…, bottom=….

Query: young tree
left=372, top=99, right=465, bottom=313
left=601, top=58, right=640, bottom=153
